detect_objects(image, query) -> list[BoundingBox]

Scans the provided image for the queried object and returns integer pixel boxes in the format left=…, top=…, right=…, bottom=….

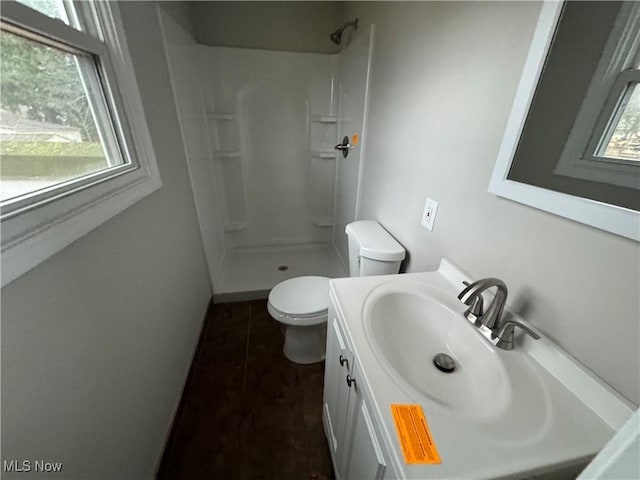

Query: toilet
left=267, top=220, right=406, bottom=364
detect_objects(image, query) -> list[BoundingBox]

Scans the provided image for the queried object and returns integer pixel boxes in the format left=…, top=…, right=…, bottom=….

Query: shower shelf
left=223, top=221, right=247, bottom=232
left=311, top=150, right=337, bottom=159
left=311, top=217, right=333, bottom=227
left=311, top=115, right=338, bottom=124
left=213, top=150, right=241, bottom=159
left=179, top=113, right=206, bottom=120
left=208, top=112, right=237, bottom=121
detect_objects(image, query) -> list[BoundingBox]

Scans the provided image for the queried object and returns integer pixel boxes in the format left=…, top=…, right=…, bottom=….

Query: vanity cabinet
left=323, top=303, right=392, bottom=480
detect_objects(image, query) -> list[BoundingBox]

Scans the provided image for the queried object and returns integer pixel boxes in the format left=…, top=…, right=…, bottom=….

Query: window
left=0, top=1, right=161, bottom=286
left=0, top=27, right=126, bottom=203
left=555, top=2, right=640, bottom=189
left=15, top=0, right=71, bottom=24
left=592, top=75, right=639, bottom=164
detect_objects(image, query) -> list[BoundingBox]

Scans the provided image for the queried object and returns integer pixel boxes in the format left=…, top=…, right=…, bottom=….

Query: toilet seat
left=267, top=276, right=330, bottom=326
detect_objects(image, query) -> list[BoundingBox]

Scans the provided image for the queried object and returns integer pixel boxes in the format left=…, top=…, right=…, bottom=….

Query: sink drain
left=433, top=353, right=455, bottom=373
left=277, top=265, right=289, bottom=271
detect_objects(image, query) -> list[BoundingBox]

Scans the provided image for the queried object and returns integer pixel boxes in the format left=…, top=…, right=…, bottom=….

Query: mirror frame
left=488, top=1, right=639, bottom=241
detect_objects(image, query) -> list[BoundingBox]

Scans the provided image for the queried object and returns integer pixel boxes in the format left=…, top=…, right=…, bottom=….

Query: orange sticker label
left=351, top=133, right=359, bottom=145
left=390, top=404, right=441, bottom=464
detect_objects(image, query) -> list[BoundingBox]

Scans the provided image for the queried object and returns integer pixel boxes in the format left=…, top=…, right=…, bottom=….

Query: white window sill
left=1, top=171, right=161, bottom=287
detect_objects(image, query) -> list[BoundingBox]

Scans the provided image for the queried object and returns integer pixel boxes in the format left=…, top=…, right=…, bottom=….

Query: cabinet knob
left=339, top=354, right=348, bottom=367
left=346, top=375, right=356, bottom=388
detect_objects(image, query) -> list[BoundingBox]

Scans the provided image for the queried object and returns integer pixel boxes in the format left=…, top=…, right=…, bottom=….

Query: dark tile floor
left=157, top=300, right=334, bottom=480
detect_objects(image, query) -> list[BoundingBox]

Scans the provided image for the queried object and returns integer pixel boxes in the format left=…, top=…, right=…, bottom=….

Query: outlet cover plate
left=422, top=198, right=439, bottom=231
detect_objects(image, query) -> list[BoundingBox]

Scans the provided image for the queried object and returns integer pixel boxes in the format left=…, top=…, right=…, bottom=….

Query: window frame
left=589, top=73, right=639, bottom=165
left=1, top=0, right=162, bottom=286
left=553, top=2, right=640, bottom=189
left=0, top=20, right=134, bottom=215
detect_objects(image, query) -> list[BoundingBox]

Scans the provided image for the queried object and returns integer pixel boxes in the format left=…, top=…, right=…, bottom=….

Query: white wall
left=344, top=1, right=640, bottom=405
left=191, top=1, right=342, bottom=54
left=1, top=2, right=212, bottom=478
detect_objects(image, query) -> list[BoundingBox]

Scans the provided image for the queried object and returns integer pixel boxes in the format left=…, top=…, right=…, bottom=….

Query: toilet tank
left=345, top=221, right=406, bottom=277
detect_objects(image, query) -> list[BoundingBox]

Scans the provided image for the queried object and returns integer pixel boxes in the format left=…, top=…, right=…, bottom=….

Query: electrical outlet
left=421, top=198, right=439, bottom=231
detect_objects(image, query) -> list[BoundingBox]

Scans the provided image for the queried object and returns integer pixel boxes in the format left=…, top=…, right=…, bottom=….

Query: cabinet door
left=343, top=363, right=389, bottom=480
left=323, top=314, right=353, bottom=477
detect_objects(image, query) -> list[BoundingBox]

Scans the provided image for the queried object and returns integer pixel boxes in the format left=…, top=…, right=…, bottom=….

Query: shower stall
left=158, top=8, right=373, bottom=299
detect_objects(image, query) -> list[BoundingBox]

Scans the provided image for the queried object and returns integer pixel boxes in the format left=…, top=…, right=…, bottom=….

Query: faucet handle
left=493, top=319, right=541, bottom=350
left=461, top=281, right=483, bottom=324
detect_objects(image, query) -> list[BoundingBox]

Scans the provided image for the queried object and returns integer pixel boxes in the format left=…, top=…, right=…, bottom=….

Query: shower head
left=330, top=18, right=359, bottom=45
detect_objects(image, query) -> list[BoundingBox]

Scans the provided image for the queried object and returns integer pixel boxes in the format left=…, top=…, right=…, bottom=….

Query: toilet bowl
left=267, top=276, right=330, bottom=364
left=267, top=220, right=405, bottom=364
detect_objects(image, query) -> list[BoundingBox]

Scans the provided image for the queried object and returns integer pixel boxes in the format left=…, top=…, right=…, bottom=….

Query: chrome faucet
left=460, top=280, right=484, bottom=325
left=458, top=278, right=508, bottom=330
left=492, top=318, right=540, bottom=350
left=458, top=278, right=540, bottom=350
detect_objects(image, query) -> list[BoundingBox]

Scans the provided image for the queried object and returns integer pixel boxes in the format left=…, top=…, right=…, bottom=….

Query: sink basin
left=363, top=283, right=510, bottom=420
left=362, top=281, right=554, bottom=433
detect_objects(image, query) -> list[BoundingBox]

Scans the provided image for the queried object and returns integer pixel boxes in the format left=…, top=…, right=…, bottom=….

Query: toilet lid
left=268, top=276, right=330, bottom=317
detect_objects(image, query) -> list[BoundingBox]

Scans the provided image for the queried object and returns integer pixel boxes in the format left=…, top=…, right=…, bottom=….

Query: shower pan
left=159, top=9, right=374, bottom=299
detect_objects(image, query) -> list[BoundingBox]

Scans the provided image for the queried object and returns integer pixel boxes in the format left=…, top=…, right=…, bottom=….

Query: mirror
left=489, top=1, right=639, bottom=241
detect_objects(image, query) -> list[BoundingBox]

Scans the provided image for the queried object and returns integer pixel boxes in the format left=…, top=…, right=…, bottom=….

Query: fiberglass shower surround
left=161, top=7, right=373, bottom=294
left=203, top=47, right=340, bottom=249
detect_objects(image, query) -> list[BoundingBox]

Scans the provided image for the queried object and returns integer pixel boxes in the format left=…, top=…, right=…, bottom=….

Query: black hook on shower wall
left=330, top=18, right=359, bottom=45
